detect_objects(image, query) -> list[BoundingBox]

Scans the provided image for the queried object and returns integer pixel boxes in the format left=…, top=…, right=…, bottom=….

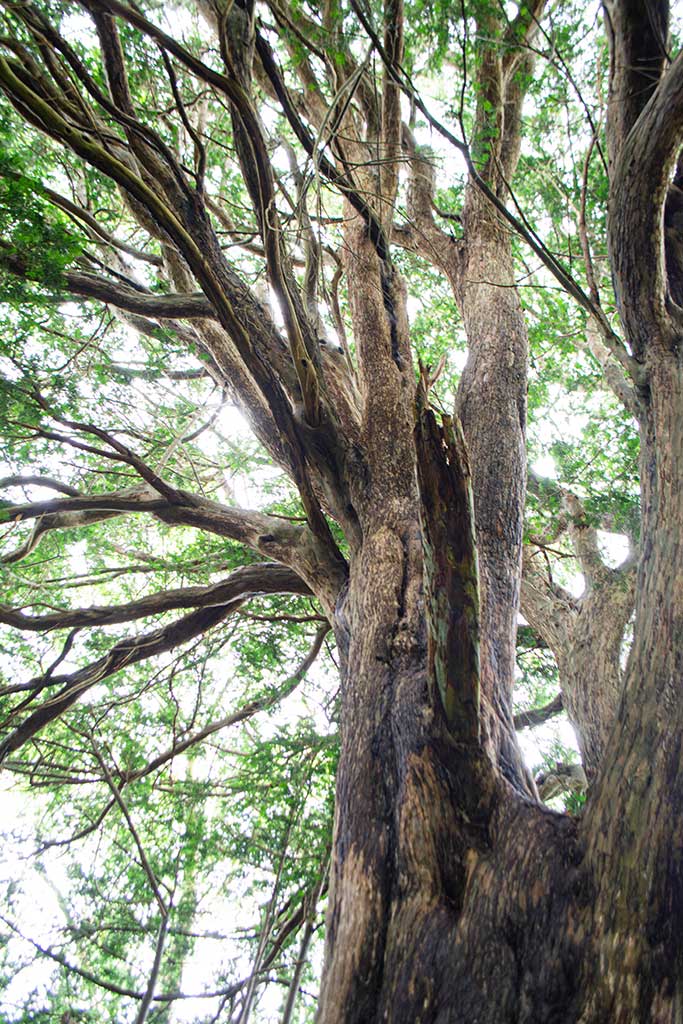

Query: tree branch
left=561, top=491, right=609, bottom=585
left=514, top=693, right=563, bottom=731
left=608, top=47, right=683, bottom=354
left=122, top=623, right=329, bottom=785
left=63, top=271, right=213, bottom=318
left=135, top=916, right=169, bottom=1024
left=0, top=910, right=252, bottom=1002
left=603, top=0, right=670, bottom=167
left=520, top=547, right=577, bottom=657
left=0, top=475, right=81, bottom=497
left=0, top=488, right=164, bottom=565
left=0, top=566, right=315, bottom=761
left=90, top=733, right=169, bottom=918
left=0, top=562, right=310, bottom=631
left=379, top=0, right=403, bottom=227
left=0, top=483, right=346, bottom=609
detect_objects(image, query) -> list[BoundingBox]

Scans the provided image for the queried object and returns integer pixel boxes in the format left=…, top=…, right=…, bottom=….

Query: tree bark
left=454, top=186, right=531, bottom=793
left=522, top=530, right=636, bottom=781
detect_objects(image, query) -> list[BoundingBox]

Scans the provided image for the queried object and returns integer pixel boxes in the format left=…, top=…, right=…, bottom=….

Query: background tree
left=0, top=0, right=680, bottom=1021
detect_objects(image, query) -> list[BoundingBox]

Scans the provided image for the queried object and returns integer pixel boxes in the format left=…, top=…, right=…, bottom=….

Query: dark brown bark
left=603, top=0, right=670, bottom=170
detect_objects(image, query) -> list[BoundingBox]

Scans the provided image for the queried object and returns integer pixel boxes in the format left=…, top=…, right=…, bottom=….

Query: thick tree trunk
left=319, top=350, right=683, bottom=1023
left=321, top=548, right=682, bottom=1022
left=583, top=353, right=683, bottom=1020
left=317, top=390, right=568, bottom=1021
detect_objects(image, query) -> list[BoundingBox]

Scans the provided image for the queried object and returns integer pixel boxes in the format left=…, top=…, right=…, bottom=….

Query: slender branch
left=253, top=29, right=391, bottom=264
left=36, top=179, right=162, bottom=264
left=0, top=475, right=81, bottom=497
left=0, top=910, right=252, bottom=1002
left=0, top=911, right=156, bottom=1000
left=123, top=624, right=329, bottom=785
left=28, top=389, right=195, bottom=506
left=106, top=364, right=209, bottom=382
left=280, top=853, right=329, bottom=1024
left=135, top=916, right=169, bottom=1024
left=0, top=496, right=161, bottom=566
left=578, top=133, right=601, bottom=307
left=379, top=0, right=404, bottom=226
left=35, top=796, right=118, bottom=851
left=90, top=735, right=168, bottom=917
left=238, top=809, right=296, bottom=1024
left=514, top=693, right=564, bottom=731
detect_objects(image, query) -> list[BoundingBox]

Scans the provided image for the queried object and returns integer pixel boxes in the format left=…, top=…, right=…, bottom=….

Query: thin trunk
left=522, top=548, right=636, bottom=781
left=281, top=858, right=328, bottom=1024
left=455, top=188, right=532, bottom=793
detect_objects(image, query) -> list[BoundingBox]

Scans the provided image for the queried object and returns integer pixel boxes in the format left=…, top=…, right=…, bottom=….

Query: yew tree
left=0, top=0, right=681, bottom=1020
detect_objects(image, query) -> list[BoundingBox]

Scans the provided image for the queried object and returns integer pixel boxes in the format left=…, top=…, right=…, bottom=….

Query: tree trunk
left=320, top=520, right=682, bottom=1022
left=583, top=353, right=683, bottom=1021
left=454, top=187, right=531, bottom=793
left=318, top=312, right=683, bottom=1024
left=522, top=536, right=636, bottom=781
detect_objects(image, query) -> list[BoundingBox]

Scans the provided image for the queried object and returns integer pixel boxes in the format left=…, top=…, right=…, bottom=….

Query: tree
left=0, top=0, right=681, bottom=1019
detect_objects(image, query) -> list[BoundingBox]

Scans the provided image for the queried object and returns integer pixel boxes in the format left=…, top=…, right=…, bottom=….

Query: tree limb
left=514, top=693, right=564, bottom=731
left=90, top=733, right=169, bottom=918
left=122, top=623, right=329, bottom=785
left=0, top=562, right=310, bottom=631
left=135, top=916, right=169, bottom=1024
left=0, top=475, right=81, bottom=497
left=0, top=566, right=314, bottom=761
left=602, top=0, right=670, bottom=167
left=0, top=910, right=253, bottom=1002
left=607, top=47, right=683, bottom=354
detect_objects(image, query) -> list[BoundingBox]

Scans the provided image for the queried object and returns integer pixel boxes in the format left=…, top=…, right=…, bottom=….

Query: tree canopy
left=0, top=0, right=681, bottom=1020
